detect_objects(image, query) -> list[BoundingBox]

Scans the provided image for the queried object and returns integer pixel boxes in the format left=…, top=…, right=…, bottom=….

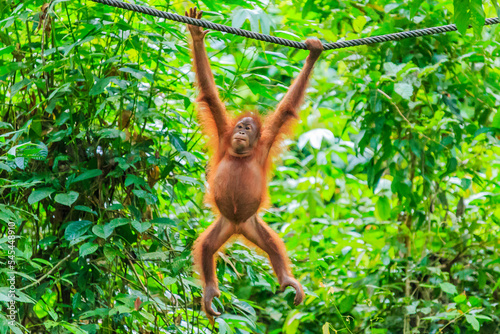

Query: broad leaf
left=375, top=196, right=391, bottom=221
left=73, top=169, right=102, bottom=183
left=465, top=314, right=480, bottom=331
left=64, top=220, right=93, bottom=240
left=440, top=282, right=458, bottom=294
left=79, top=242, right=98, bottom=257
left=454, top=0, right=471, bottom=35
left=28, top=188, right=55, bottom=205
left=89, top=77, right=115, bottom=96
left=54, top=191, right=79, bottom=206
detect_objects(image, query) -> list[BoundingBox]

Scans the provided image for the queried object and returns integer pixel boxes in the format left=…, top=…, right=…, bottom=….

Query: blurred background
left=1, top=0, right=500, bottom=333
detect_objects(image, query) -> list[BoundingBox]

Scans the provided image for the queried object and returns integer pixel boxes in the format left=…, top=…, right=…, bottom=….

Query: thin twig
left=376, top=88, right=448, bottom=149
left=126, top=257, right=171, bottom=326
left=377, top=89, right=412, bottom=125
left=20, top=250, right=74, bottom=291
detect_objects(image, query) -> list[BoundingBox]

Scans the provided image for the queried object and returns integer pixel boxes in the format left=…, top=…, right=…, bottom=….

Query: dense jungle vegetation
left=1, top=0, right=500, bottom=333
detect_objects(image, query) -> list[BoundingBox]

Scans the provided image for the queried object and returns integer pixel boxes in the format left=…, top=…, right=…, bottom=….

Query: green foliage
left=1, top=0, right=500, bottom=333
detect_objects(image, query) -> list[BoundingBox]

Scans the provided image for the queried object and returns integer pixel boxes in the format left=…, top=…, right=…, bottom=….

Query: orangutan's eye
left=246, top=126, right=250, bottom=130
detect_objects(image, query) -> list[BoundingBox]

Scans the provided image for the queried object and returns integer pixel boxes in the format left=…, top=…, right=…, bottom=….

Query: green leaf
left=73, top=169, right=102, bottom=183
left=79, top=308, right=110, bottom=320
left=0, top=45, right=15, bottom=57
left=141, top=252, right=167, bottom=261
left=97, top=128, right=126, bottom=140
left=284, top=309, right=301, bottom=334
left=28, top=188, right=55, bottom=205
left=232, top=8, right=252, bottom=29
left=443, top=157, right=458, bottom=176
left=64, top=220, right=93, bottom=240
left=493, top=0, right=500, bottom=18
left=440, top=282, right=458, bottom=294
left=215, top=318, right=231, bottom=334
left=125, top=174, right=148, bottom=188
left=69, top=235, right=93, bottom=247
left=61, top=322, right=89, bottom=334
left=102, top=218, right=130, bottom=238
left=492, top=110, right=500, bottom=128
left=75, top=205, right=97, bottom=215
left=61, top=35, right=94, bottom=56
left=465, top=314, right=480, bottom=331
left=150, top=217, right=176, bottom=226
left=474, top=127, right=497, bottom=137
left=339, top=295, right=355, bottom=313
left=104, top=244, right=119, bottom=262
left=132, top=190, right=157, bottom=205
left=15, top=157, right=26, bottom=170
left=353, top=16, right=367, bottom=33
left=17, top=143, right=48, bottom=160
left=163, top=276, right=177, bottom=285
left=131, top=220, right=151, bottom=233
left=169, top=133, right=186, bottom=152
left=89, top=77, right=115, bottom=96
left=454, top=294, right=467, bottom=303
left=406, top=304, right=417, bottom=315
left=0, top=162, right=12, bottom=172
left=92, top=225, right=111, bottom=239
left=119, top=67, right=144, bottom=80
left=108, top=218, right=130, bottom=228
left=470, top=0, right=485, bottom=37
left=302, top=0, right=315, bottom=18
left=322, top=322, right=330, bottom=334
left=7, top=324, right=22, bottom=334
left=10, top=78, right=31, bottom=96
left=79, top=242, right=98, bottom=257
left=231, top=8, right=263, bottom=33
left=410, top=0, right=425, bottom=18
left=461, top=178, right=471, bottom=190
left=394, top=83, right=413, bottom=100
left=454, top=0, right=471, bottom=35
left=106, top=203, right=124, bottom=211
left=375, top=196, right=391, bottom=221
left=54, top=191, right=79, bottom=206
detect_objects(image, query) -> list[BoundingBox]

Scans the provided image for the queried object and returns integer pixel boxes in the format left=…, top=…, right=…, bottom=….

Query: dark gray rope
left=90, top=0, right=500, bottom=50
left=328, top=17, right=500, bottom=50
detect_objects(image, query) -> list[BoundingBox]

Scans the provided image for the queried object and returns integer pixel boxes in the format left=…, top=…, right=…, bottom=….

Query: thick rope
left=90, top=0, right=500, bottom=50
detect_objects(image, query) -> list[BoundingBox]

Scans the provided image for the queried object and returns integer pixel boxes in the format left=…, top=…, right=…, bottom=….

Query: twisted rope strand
left=90, top=0, right=500, bottom=50
left=326, top=17, right=500, bottom=50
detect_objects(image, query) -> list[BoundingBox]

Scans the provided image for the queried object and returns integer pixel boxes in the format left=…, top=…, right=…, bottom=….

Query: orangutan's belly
left=213, top=157, right=263, bottom=223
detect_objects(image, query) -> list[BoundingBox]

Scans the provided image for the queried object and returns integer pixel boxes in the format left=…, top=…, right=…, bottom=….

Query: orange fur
left=186, top=11, right=322, bottom=316
left=200, top=112, right=266, bottom=210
